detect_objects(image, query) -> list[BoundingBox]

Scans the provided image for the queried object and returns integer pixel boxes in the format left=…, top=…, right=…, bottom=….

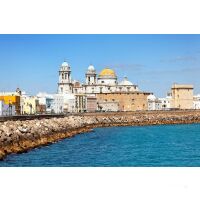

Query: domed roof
left=88, top=65, right=95, bottom=71
left=119, top=77, right=133, bottom=86
left=99, top=68, right=116, bottom=78
left=147, top=94, right=156, bottom=101
left=61, top=61, right=69, bottom=67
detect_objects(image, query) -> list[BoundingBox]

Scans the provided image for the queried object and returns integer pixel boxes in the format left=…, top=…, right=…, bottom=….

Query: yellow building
left=0, top=94, right=21, bottom=115
left=96, top=92, right=151, bottom=112
left=171, top=84, right=194, bottom=109
left=21, top=96, right=39, bottom=115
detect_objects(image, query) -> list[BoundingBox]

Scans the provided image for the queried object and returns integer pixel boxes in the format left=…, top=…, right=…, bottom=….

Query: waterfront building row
left=147, top=84, right=196, bottom=111
left=1, top=61, right=200, bottom=115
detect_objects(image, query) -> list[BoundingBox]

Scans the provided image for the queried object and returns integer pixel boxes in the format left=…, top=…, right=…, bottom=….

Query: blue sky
left=0, top=34, right=200, bottom=97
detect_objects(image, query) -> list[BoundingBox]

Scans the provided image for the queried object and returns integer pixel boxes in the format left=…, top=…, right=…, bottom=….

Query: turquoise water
left=1, top=123, right=200, bottom=167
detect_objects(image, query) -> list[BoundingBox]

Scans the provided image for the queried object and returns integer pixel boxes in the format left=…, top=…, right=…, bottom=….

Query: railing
left=1, top=109, right=200, bottom=122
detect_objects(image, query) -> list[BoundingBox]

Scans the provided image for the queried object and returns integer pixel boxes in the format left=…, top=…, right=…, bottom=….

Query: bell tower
left=58, top=61, right=73, bottom=94
left=85, top=65, right=97, bottom=85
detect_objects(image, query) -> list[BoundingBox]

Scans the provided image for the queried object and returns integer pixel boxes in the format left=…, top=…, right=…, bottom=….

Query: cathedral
left=58, top=61, right=139, bottom=95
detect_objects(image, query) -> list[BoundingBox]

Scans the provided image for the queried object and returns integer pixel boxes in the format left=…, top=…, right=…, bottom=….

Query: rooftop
left=171, top=84, right=194, bottom=89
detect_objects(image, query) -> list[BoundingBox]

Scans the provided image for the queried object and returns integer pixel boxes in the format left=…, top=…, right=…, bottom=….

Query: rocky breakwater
left=1, top=111, right=200, bottom=160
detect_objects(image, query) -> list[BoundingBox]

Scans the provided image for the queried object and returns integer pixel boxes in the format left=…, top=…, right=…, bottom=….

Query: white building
left=36, top=92, right=76, bottom=114
left=63, top=93, right=76, bottom=113
left=58, top=61, right=73, bottom=94
left=148, top=93, right=173, bottom=111
left=57, top=62, right=139, bottom=96
left=51, top=94, right=64, bottom=114
left=147, top=94, right=162, bottom=110
left=159, top=95, right=172, bottom=110
left=36, top=92, right=54, bottom=113
left=193, top=94, right=200, bottom=109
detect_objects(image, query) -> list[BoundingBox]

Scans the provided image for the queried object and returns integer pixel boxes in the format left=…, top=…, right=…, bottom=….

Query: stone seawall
left=1, top=110, right=200, bottom=160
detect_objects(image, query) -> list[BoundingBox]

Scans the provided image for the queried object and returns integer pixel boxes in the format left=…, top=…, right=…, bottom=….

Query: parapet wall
left=1, top=110, right=200, bottom=160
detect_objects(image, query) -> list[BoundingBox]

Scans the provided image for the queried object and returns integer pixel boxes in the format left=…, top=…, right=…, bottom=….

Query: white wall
left=0, top=101, right=3, bottom=116
left=51, top=94, right=64, bottom=114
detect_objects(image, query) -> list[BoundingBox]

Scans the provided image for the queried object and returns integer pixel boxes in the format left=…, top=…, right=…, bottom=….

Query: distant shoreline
left=1, top=110, right=200, bottom=160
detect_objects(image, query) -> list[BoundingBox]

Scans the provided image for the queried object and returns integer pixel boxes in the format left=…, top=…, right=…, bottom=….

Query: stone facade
left=96, top=92, right=151, bottom=111
left=86, top=95, right=97, bottom=112
left=171, top=84, right=193, bottom=109
left=97, top=101, right=119, bottom=112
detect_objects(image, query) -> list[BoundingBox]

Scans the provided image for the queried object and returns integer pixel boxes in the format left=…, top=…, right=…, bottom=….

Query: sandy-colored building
left=21, top=96, right=39, bottom=115
left=86, top=95, right=97, bottom=112
left=96, top=92, right=151, bottom=112
left=171, top=84, right=193, bottom=109
left=97, top=101, right=119, bottom=112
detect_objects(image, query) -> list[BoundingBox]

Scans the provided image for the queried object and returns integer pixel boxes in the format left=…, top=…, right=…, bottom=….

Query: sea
left=1, top=123, right=200, bottom=167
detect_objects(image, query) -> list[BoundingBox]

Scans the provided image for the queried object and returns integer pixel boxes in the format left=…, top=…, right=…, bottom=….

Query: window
left=100, top=87, right=103, bottom=93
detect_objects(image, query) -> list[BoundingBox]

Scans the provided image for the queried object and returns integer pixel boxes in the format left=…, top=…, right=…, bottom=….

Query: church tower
left=85, top=65, right=97, bottom=85
left=58, top=61, right=73, bottom=94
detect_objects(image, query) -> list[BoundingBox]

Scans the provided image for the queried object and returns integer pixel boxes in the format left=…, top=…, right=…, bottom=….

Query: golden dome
left=99, top=68, right=116, bottom=77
